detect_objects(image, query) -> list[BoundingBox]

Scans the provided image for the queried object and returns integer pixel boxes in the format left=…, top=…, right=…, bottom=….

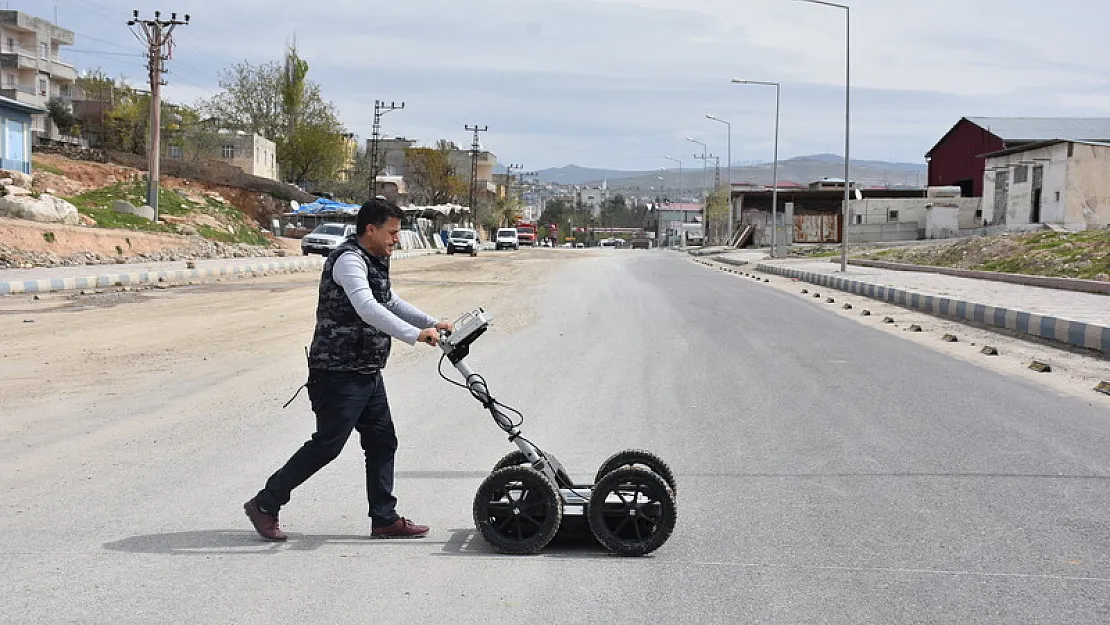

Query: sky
left=16, top=0, right=1110, bottom=171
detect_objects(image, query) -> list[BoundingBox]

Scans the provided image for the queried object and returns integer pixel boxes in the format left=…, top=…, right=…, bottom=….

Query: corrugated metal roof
left=980, top=138, right=1110, bottom=159
left=966, top=117, right=1110, bottom=141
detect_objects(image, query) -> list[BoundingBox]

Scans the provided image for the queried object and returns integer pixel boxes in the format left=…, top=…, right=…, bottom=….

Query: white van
left=301, top=223, right=356, bottom=256
left=495, top=228, right=520, bottom=250
left=447, top=227, right=480, bottom=256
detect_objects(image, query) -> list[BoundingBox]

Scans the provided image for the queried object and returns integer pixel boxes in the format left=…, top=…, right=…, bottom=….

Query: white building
left=981, top=139, right=1110, bottom=230
left=0, top=11, right=76, bottom=143
left=576, top=185, right=608, bottom=214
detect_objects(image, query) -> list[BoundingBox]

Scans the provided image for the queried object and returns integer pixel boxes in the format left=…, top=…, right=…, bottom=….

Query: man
left=244, top=198, right=451, bottom=541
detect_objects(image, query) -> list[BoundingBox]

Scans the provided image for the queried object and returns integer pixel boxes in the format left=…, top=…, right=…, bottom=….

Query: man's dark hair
left=357, top=198, right=404, bottom=236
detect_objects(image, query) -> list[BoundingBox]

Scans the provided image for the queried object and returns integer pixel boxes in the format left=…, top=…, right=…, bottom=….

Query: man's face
left=362, top=216, right=401, bottom=257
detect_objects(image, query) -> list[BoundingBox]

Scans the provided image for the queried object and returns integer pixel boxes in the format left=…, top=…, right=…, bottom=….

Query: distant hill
left=533, top=155, right=927, bottom=192
left=534, top=164, right=657, bottom=185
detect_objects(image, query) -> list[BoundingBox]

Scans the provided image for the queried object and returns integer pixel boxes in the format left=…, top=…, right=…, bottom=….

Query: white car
left=301, top=223, right=356, bottom=256
left=447, top=228, right=480, bottom=256
left=495, top=228, right=519, bottom=250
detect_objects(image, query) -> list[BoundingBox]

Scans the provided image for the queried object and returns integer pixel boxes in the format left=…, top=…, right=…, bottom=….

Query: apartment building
left=0, top=11, right=76, bottom=143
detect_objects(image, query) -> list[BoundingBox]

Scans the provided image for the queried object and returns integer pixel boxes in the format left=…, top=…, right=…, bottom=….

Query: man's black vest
left=308, top=237, right=392, bottom=373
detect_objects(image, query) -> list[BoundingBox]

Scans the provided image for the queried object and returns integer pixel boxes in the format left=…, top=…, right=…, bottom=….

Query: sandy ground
left=3, top=246, right=1104, bottom=446
left=0, top=249, right=586, bottom=440
left=699, top=256, right=1110, bottom=406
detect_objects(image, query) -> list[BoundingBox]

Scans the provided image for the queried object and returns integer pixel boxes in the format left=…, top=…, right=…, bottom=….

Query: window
left=169, top=145, right=183, bottom=159
left=6, top=38, right=14, bottom=53
left=1013, top=165, right=1028, bottom=184
left=974, top=209, right=983, bottom=219
left=38, top=77, right=47, bottom=96
left=4, top=73, right=13, bottom=88
left=40, top=42, right=48, bottom=59
left=854, top=214, right=862, bottom=225
left=887, top=210, right=899, bottom=222
left=221, top=145, right=235, bottom=159
left=1055, top=191, right=1061, bottom=202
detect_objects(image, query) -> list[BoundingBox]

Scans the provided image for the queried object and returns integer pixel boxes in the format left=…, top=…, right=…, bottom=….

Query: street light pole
left=706, top=114, right=732, bottom=245
left=688, top=137, right=708, bottom=247
left=664, top=155, right=683, bottom=247
left=687, top=137, right=708, bottom=205
left=732, top=79, right=781, bottom=257
left=795, top=0, right=850, bottom=271
left=664, top=155, right=683, bottom=203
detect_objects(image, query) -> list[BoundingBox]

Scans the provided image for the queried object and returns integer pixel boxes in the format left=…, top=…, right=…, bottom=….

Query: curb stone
left=0, top=248, right=443, bottom=296
left=755, top=262, right=1110, bottom=355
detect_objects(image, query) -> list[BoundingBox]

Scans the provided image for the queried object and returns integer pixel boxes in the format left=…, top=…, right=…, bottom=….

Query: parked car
left=301, top=222, right=356, bottom=256
left=447, top=227, right=480, bottom=256
left=495, top=228, right=520, bottom=250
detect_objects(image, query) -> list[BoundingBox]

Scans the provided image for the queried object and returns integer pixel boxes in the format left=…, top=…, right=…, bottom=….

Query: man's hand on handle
left=418, top=322, right=453, bottom=347
left=417, top=328, right=440, bottom=346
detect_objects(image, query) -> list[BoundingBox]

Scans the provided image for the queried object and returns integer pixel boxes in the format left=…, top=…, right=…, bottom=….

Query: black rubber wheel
left=588, top=467, right=676, bottom=556
left=492, top=450, right=573, bottom=488
left=473, top=465, right=562, bottom=554
left=470, top=249, right=478, bottom=257
left=594, top=449, right=677, bottom=496
left=447, top=248, right=454, bottom=255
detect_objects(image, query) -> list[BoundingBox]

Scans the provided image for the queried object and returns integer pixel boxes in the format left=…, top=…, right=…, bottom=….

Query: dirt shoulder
left=0, top=250, right=579, bottom=435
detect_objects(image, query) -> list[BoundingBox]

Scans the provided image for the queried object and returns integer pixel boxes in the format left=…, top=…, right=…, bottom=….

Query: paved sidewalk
left=715, top=251, right=1110, bottom=355
left=0, top=248, right=442, bottom=296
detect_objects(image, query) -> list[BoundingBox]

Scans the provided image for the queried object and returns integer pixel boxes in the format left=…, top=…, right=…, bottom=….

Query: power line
left=67, top=48, right=145, bottom=57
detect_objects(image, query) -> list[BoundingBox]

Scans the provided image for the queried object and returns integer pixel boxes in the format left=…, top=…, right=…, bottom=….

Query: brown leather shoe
left=371, top=517, right=429, bottom=539
left=244, top=498, right=287, bottom=541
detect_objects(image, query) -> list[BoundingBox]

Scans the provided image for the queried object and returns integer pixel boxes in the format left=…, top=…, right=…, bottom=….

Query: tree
left=281, top=46, right=309, bottom=137
left=404, top=140, right=467, bottom=205
left=540, top=199, right=567, bottom=226
left=164, top=106, right=222, bottom=163
left=103, top=89, right=150, bottom=154
left=279, top=121, right=350, bottom=185
left=46, top=97, right=79, bottom=135
left=600, top=193, right=634, bottom=228
left=495, top=194, right=520, bottom=227
left=201, top=46, right=349, bottom=185
left=201, top=60, right=285, bottom=141
left=704, top=187, right=730, bottom=245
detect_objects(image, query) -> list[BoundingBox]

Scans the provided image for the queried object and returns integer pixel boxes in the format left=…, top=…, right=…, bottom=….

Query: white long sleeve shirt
left=332, top=250, right=438, bottom=345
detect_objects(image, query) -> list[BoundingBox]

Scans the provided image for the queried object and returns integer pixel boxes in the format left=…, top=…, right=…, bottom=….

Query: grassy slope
left=64, top=180, right=270, bottom=246
left=861, top=230, right=1110, bottom=280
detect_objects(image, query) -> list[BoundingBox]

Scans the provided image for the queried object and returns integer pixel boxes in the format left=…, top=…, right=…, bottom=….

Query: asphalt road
left=3, top=250, right=1109, bottom=624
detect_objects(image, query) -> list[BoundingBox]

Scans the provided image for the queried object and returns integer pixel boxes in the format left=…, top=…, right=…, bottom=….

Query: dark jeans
left=256, top=370, right=399, bottom=527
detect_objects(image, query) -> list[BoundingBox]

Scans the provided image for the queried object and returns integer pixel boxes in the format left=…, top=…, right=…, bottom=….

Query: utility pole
left=128, top=10, right=188, bottom=223
left=367, top=100, right=404, bottom=200
left=464, top=124, right=488, bottom=228
left=517, top=170, right=537, bottom=221
left=503, top=163, right=522, bottom=225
